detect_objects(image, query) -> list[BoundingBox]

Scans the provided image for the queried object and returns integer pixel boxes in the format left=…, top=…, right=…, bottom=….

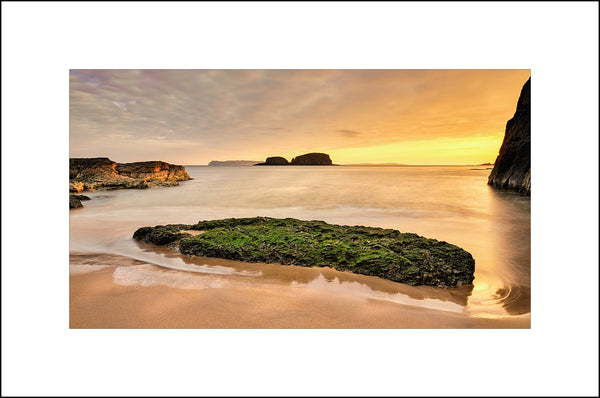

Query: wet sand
left=70, top=257, right=530, bottom=329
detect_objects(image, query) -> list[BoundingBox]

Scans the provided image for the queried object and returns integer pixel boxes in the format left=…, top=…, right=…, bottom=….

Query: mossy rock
left=133, top=217, right=475, bottom=287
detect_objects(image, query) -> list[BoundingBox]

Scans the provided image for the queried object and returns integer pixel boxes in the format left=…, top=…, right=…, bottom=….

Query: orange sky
left=70, top=69, right=531, bottom=165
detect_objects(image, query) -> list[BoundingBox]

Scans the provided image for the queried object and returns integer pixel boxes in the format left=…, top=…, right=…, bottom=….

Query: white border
left=2, top=2, right=598, bottom=396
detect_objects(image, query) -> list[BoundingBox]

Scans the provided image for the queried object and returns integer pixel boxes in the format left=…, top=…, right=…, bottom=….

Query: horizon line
left=183, top=163, right=495, bottom=167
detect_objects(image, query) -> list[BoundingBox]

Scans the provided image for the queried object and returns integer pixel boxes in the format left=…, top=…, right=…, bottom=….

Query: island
left=255, top=152, right=333, bottom=166
left=290, top=152, right=332, bottom=165
left=133, top=217, right=476, bottom=287
left=488, top=77, right=531, bottom=194
left=69, top=157, right=191, bottom=209
left=255, top=156, right=290, bottom=166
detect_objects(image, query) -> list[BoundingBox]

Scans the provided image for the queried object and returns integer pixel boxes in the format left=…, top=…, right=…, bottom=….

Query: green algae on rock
left=133, top=217, right=475, bottom=287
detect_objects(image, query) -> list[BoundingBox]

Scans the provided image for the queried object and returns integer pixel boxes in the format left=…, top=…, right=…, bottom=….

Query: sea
left=69, top=165, right=531, bottom=318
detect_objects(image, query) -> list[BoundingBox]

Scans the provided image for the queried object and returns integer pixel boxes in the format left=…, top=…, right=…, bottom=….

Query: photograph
left=69, top=69, right=531, bottom=329
left=4, top=2, right=597, bottom=396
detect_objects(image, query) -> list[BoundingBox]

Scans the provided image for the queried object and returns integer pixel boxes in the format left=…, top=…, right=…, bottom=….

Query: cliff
left=69, top=157, right=191, bottom=193
left=290, top=152, right=332, bottom=165
left=133, top=217, right=476, bottom=287
left=488, top=78, right=531, bottom=194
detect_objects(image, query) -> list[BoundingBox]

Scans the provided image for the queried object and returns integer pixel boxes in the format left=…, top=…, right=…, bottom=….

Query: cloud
left=70, top=69, right=531, bottom=164
left=337, top=129, right=362, bottom=138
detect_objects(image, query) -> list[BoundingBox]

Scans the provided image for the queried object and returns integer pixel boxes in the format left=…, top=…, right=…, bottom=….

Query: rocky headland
left=70, top=157, right=190, bottom=193
left=488, top=78, right=531, bottom=194
left=69, top=157, right=191, bottom=209
left=133, top=217, right=476, bottom=287
left=255, top=152, right=333, bottom=166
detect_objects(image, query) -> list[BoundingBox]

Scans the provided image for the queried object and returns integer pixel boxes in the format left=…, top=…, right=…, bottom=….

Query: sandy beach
left=70, top=252, right=530, bottom=329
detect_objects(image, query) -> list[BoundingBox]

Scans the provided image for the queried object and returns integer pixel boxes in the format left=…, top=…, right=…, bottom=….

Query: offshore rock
left=290, top=152, right=332, bottom=165
left=69, top=194, right=89, bottom=209
left=255, top=153, right=333, bottom=166
left=69, top=157, right=191, bottom=192
left=133, top=217, right=476, bottom=287
left=69, top=195, right=83, bottom=209
left=488, top=78, right=531, bottom=194
left=255, top=156, right=290, bottom=166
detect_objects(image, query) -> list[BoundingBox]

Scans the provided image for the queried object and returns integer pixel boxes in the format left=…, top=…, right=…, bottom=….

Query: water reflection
left=485, top=186, right=531, bottom=315
left=132, top=240, right=474, bottom=308
left=495, top=286, right=531, bottom=315
left=70, top=165, right=530, bottom=318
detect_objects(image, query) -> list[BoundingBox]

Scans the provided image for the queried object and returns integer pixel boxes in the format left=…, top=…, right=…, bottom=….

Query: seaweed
left=133, top=217, right=475, bottom=287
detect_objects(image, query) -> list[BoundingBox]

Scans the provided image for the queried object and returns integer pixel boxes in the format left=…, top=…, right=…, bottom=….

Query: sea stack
left=255, top=156, right=290, bottom=166
left=255, top=152, right=333, bottom=166
left=487, top=78, right=531, bottom=195
left=290, top=152, right=332, bottom=165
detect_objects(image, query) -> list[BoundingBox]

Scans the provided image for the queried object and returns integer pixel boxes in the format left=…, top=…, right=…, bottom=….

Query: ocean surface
left=70, top=165, right=531, bottom=318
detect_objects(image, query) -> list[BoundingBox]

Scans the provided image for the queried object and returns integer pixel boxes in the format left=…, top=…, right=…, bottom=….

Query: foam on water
left=69, top=263, right=114, bottom=274
left=113, top=264, right=227, bottom=289
left=70, top=165, right=530, bottom=317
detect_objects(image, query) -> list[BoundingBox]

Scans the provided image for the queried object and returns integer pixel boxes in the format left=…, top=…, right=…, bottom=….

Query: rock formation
left=69, top=194, right=90, bottom=209
left=488, top=78, right=531, bottom=194
left=255, top=153, right=333, bottom=166
left=290, top=152, right=332, bottom=165
left=255, top=156, right=290, bottom=166
left=69, top=157, right=191, bottom=193
left=133, top=217, right=476, bottom=287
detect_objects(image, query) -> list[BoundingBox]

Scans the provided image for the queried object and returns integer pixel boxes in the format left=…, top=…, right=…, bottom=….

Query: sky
left=70, top=69, right=531, bottom=165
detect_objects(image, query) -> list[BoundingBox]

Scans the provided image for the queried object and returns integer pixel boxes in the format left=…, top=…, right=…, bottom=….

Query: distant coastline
left=184, top=163, right=497, bottom=167
left=208, top=160, right=261, bottom=166
left=343, top=163, right=406, bottom=166
left=340, top=164, right=494, bottom=167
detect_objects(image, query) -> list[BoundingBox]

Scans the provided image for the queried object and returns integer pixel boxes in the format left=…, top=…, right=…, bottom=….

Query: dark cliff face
left=290, top=153, right=332, bottom=165
left=488, top=78, right=531, bottom=195
left=69, top=157, right=191, bottom=192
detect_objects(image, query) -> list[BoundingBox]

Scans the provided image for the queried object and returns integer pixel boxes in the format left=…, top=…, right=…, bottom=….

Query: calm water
left=69, top=165, right=531, bottom=318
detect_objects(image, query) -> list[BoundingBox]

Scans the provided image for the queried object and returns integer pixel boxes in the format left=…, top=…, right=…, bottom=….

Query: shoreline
left=70, top=252, right=530, bottom=329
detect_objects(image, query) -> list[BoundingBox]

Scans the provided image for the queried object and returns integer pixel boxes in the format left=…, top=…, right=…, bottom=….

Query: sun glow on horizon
left=328, top=132, right=506, bottom=165
left=70, top=69, right=530, bottom=165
